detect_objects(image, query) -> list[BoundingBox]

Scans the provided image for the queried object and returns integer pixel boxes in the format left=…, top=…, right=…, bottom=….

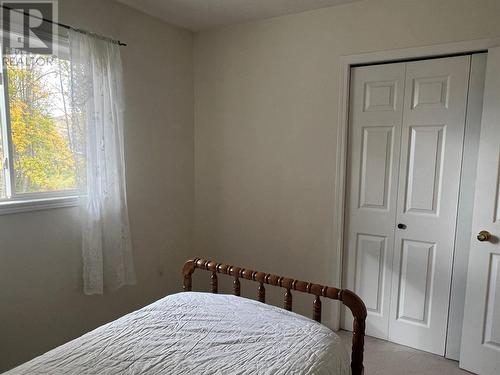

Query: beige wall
left=0, top=0, right=194, bottom=371
left=4, top=0, right=500, bottom=371
left=193, top=0, right=500, bottom=317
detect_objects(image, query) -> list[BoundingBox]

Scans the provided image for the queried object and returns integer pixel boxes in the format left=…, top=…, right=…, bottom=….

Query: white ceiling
left=117, top=0, right=360, bottom=31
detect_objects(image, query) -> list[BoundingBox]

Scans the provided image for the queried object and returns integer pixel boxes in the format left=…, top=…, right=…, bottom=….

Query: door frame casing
left=446, top=52, right=487, bottom=360
left=330, top=37, right=500, bottom=356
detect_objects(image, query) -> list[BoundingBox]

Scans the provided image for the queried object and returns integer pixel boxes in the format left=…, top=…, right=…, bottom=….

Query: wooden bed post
left=182, top=258, right=196, bottom=291
left=340, top=289, right=366, bottom=375
left=182, top=258, right=367, bottom=375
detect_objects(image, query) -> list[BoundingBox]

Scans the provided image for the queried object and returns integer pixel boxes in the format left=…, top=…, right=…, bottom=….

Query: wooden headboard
left=182, top=258, right=367, bottom=375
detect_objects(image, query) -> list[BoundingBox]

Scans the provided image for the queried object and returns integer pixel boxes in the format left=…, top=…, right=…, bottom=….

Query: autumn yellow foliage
left=7, top=60, right=76, bottom=192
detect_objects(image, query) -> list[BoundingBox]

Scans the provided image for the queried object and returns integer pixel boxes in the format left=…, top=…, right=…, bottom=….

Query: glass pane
left=0, top=128, right=5, bottom=199
left=5, top=50, right=77, bottom=194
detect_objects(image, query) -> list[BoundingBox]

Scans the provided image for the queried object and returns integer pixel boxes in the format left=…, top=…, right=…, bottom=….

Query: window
left=0, top=47, right=80, bottom=209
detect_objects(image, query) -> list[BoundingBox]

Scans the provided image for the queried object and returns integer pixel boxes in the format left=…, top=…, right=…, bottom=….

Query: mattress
left=6, top=292, right=351, bottom=374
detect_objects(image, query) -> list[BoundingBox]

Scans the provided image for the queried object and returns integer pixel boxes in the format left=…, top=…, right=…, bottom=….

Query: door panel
left=359, top=126, right=394, bottom=209
left=396, top=239, right=435, bottom=325
left=355, top=234, right=386, bottom=314
left=484, top=254, right=500, bottom=348
left=405, top=125, right=444, bottom=214
left=342, top=63, right=405, bottom=339
left=389, top=56, right=471, bottom=355
left=412, top=75, right=449, bottom=109
left=460, top=47, right=500, bottom=375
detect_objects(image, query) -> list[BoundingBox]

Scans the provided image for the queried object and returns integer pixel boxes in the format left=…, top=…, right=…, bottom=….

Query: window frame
left=0, top=43, right=80, bottom=214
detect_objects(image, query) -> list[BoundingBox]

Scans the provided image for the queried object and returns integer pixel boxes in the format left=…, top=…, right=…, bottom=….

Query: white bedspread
left=6, top=292, right=350, bottom=374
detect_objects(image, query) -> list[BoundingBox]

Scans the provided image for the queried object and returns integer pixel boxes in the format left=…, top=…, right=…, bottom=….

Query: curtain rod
left=1, top=5, right=127, bottom=46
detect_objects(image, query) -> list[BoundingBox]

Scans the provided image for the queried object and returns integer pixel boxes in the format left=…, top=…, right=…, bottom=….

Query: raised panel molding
left=484, top=254, right=500, bottom=350
left=359, top=126, right=394, bottom=210
left=396, top=240, right=435, bottom=326
left=412, top=76, right=450, bottom=109
left=405, top=125, right=445, bottom=215
left=355, top=234, right=387, bottom=315
left=494, top=151, right=500, bottom=223
left=364, top=81, right=397, bottom=112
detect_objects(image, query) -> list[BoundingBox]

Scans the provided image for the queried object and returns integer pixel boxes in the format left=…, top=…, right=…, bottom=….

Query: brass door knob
left=477, top=230, right=491, bottom=242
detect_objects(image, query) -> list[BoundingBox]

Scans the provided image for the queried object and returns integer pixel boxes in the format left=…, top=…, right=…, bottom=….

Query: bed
left=6, top=258, right=366, bottom=375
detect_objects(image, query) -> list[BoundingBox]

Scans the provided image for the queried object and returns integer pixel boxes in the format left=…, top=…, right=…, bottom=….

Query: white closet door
left=460, top=47, right=500, bottom=375
left=342, top=62, right=405, bottom=339
left=388, top=56, right=471, bottom=355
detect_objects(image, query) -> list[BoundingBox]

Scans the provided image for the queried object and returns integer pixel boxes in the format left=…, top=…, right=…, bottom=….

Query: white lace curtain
left=69, top=30, right=136, bottom=295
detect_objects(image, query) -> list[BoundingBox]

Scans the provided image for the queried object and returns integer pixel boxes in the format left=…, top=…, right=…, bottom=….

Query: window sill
left=0, top=196, right=79, bottom=215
